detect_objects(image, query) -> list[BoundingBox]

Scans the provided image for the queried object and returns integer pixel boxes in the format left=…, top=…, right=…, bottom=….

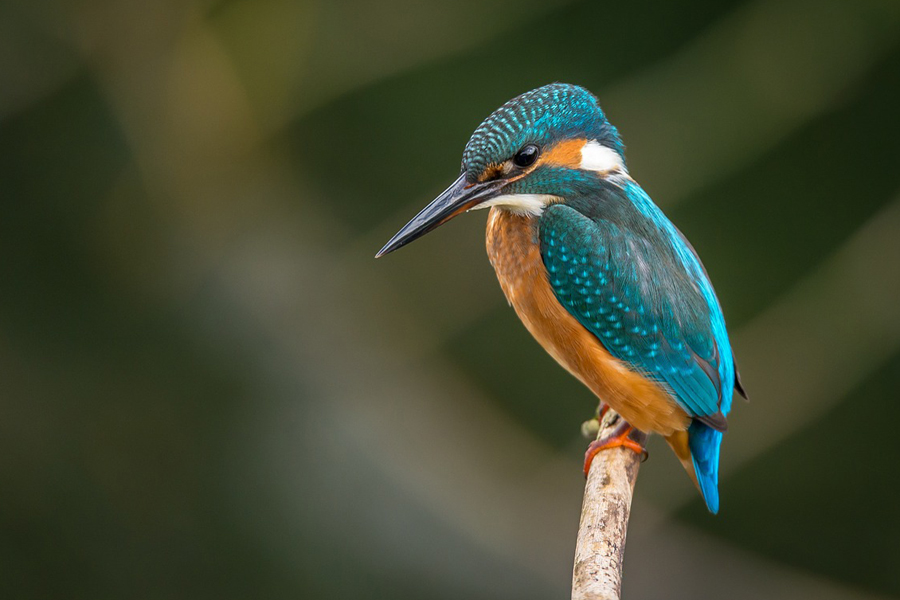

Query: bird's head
left=377, top=83, right=625, bottom=257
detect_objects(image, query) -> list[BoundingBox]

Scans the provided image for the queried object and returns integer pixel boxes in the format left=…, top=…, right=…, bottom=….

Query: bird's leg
left=583, top=416, right=648, bottom=477
left=597, top=402, right=610, bottom=420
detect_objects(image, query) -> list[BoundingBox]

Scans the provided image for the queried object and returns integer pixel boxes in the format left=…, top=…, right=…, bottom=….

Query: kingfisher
left=376, top=83, right=745, bottom=513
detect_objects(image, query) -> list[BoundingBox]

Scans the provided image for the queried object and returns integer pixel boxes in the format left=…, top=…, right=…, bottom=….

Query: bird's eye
left=513, top=144, right=540, bottom=168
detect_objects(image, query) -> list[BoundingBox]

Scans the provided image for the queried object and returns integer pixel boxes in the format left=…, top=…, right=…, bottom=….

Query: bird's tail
left=688, top=421, right=722, bottom=513
left=665, top=421, right=722, bottom=514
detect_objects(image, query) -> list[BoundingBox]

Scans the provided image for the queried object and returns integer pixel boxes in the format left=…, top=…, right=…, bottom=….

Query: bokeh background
left=3, top=0, right=900, bottom=598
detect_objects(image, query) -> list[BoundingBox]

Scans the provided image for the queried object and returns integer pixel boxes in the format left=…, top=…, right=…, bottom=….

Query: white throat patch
left=580, top=140, right=626, bottom=174
left=468, top=194, right=559, bottom=217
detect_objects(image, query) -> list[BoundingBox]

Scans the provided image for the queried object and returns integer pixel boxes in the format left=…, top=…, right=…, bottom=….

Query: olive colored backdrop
left=2, top=0, right=900, bottom=598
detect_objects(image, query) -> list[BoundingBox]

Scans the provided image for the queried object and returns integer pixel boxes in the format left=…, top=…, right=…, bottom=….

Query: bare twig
left=572, top=409, right=647, bottom=600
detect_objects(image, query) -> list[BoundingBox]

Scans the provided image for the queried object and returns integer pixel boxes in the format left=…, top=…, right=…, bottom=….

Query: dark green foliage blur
left=2, top=0, right=899, bottom=599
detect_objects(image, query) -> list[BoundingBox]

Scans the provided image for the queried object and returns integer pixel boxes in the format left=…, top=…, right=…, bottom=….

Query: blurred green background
left=3, top=0, right=900, bottom=598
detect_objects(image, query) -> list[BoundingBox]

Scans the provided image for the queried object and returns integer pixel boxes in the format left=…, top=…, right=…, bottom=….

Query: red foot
left=583, top=424, right=647, bottom=477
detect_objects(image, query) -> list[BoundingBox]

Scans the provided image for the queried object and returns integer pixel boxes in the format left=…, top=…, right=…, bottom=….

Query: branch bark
left=571, top=410, right=647, bottom=600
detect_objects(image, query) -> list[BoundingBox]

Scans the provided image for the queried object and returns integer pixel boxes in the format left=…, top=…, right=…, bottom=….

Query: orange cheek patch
left=540, top=138, right=587, bottom=169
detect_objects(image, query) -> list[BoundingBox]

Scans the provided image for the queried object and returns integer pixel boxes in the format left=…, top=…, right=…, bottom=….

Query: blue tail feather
left=688, top=421, right=722, bottom=514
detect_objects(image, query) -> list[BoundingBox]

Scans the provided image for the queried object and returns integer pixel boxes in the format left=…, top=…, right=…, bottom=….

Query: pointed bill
left=376, top=173, right=503, bottom=257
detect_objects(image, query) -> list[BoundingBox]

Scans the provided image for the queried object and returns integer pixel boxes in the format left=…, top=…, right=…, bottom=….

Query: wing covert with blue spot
left=539, top=199, right=729, bottom=426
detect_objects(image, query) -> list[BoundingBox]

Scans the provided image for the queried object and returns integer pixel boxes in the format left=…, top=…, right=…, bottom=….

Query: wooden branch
left=572, top=409, right=647, bottom=600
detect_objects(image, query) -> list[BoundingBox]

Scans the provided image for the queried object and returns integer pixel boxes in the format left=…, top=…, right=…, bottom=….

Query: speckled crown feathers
left=461, top=83, right=624, bottom=180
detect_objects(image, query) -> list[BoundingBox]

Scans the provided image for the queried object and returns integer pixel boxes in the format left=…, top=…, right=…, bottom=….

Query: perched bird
left=376, top=84, right=745, bottom=513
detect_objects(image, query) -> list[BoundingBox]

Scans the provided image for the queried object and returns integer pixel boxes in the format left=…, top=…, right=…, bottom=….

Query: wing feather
left=539, top=202, right=727, bottom=426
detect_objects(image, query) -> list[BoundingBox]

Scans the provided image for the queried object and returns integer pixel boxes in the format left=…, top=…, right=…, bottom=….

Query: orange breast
left=485, top=207, right=689, bottom=435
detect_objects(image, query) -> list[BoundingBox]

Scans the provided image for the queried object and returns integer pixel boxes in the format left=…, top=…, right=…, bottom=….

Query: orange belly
left=485, top=207, right=689, bottom=436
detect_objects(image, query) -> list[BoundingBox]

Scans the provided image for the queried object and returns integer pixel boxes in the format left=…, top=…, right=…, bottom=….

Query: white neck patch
left=468, top=194, right=560, bottom=217
left=580, top=140, right=626, bottom=174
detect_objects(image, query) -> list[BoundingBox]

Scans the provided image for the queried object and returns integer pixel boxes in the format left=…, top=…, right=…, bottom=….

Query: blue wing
left=538, top=184, right=734, bottom=427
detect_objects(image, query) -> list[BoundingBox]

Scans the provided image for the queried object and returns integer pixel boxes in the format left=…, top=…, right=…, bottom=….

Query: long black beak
left=376, top=173, right=504, bottom=257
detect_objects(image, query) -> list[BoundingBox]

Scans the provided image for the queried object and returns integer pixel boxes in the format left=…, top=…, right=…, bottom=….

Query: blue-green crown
left=461, top=83, right=624, bottom=180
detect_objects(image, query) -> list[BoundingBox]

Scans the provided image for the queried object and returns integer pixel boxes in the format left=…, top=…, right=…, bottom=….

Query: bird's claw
left=583, top=422, right=648, bottom=477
